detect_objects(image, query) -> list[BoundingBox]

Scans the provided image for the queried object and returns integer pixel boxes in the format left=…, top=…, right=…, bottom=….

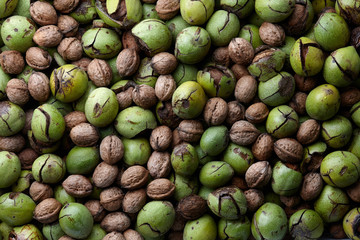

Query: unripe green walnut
left=271, top=161, right=303, bottom=196
left=200, top=125, right=229, bottom=157
left=266, top=105, right=299, bottom=139
left=0, top=101, right=25, bottom=137
left=343, top=207, right=360, bottom=240
left=255, top=0, right=295, bottom=23
left=180, top=0, right=215, bottom=25
left=171, top=143, right=199, bottom=176
left=32, top=154, right=66, bottom=184
left=199, top=161, right=234, bottom=189
left=183, top=214, right=217, bottom=240
left=0, top=0, right=18, bottom=18
left=0, top=151, right=21, bottom=188
left=220, top=0, right=255, bottom=19
left=289, top=209, right=324, bottom=240
left=218, top=217, right=251, bottom=240
left=10, top=224, right=43, bottom=240
left=321, top=115, right=353, bottom=149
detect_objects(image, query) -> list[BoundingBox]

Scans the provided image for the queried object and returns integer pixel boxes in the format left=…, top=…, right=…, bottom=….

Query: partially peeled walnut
left=283, top=0, right=314, bottom=36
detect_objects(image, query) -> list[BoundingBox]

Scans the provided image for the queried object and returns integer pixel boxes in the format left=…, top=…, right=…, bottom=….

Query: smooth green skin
left=271, top=161, right=303, bottom=196
left=85, top=224, right=106, bottom=240
left=183, top=214, right=217, bottom=240
left=198, top=185, right=214, bottom=200
left=320, top=151, right=360, bottom=188
left=85, top=87, right=119, bottom=127
left=31, top=104, right=65, bottom=143
left=1, top=16, right=36, bottom=53
left=220, top=0, right=254, bottom=19
left=323, top=46, right=360, bottom=87
left=314, top=13, right=350, bottom=51
left=251, top=203, right=287, bottom=240
left=289, top=209, right=324, bottom=240
left=142, top=4, right=160, bottom=20
left=290, top=37, right=325, bottom=77
left=0, top=192, right=35, bottom=226
left=66, top=146, right=100, bottom=174
left=59, top=203, right=94, bottom=239
left=13, top=0, right=31, bottom=18
left=136, top=201, right=175, bottom=238
left=279, top=36, right=296, bottom=57
left=0, top=0, right=18, bottom=18
left=196, top=144, right=216, bottom=166
left=115, top=106, right=157, bottom=138
left=0, top=21, right=2, bottom=47
left=258, top=72, right=295, bottom=107
left=206, top=10, right=240, bottom=47
left=50, top=64, right=88, bottom=103
left=321, top=115, right=353, bottom=149
left=312, top=0, right=335, bottom=14
left=223, top=143, right=254, bottom=175
left=266, top=105, right=299, bottom=139
left=17, top=65, right=33, bottom=84
left=131, top=19, right=171, bottom=57
left=336, top=0, right=360, bottom=25
left=0, top=222, right=12, bottom=240
left=343, top=207, right=360, bottom=240
left=32, top=154, right=66, bottom=184
left=255, top=0, right=295, bottom=22
left=82, top=28, right=122, bottom=59
left=248, top=49, right=286, bottom=82
left=170, top=173, right=199, bottom=201
left=238, top=24, right=263, bottom=50
left=166, top=15, right=191, bottom=42
left=218, top=217, right=251, bottom=240
left=122, top=137, right=151, bottom=165
left=0, top=101, right=25, bottom=137
left=172, top=81, right=207, bottom=119
left=171, top=143, right=199, bottom=176
left=54, top=185, right=76, bottom=205
left=247, top=11, right=264, bottom=27
left=349, top=128, right=360, bottom=159
left=0, top=66, right=10, bottom=100
left=304, top=24, right=316, bottom=41
left=172, top=63, right=197, bottom=87
left=45, top=96, right=73, bottom=117
left=0, top=151, right=20, bottom=188
left=73, top=81, right=96, bottom=112
left=180, top=0, right=215, bottom=25
left=208, top=186, right=247, bottom=220
left=175, top=27, right=211, bottom=64
left=351, top=101, right=360, bottom=127
left=42, top=222, right=65, bottom=240
left=314, top=185, right=350, bottom=223
left=10, top=224, right=43, bottom=240
left=200, top=126, right=229, bottom=157
left=11, top=170, right=32, bottom=192
left=70, top=0, right=97, bottom=24
left=107, top=57, right=122, bottom=84
left=301, top=141, right=327, bottom=173
left=199, top=161, right=234, bottom=188
left=133, top=57, right=159, bottom=87
left=264, top=191, right=283, bottom=207
left=305, top=84, right=340, bottom=121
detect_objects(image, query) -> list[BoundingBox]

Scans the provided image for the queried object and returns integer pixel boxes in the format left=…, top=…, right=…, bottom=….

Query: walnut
left=33, top=25, right=63, bottom=48
left=212, top=47, right=231, bottom=67
left=69, top=123, right=99, bottom=147
left=0, top=134, right=26, bottom=153
left=234, top=75, right=257, bottom=104
left=28, top=72, right=50, bottom=102
left=25, top=47, right=52, bottom=70
left=259, top=22, right=285, bottom=47
left=5, top=78, right=29, bottom=106
left=87, top=59, right=112, bottom=87
left=151, top=52, right=178, bottom=74
left=176, top=194, right=207, bottom=220
left=132, top=84, right=157, bottom=109
left=116, top=48, right=140, bottom=77
left=154, top=75, right=176, bottom=101
left=57, top=37, right=83, bottom=61
left=150, top=126, right=172, bottom=151
left=64, top=111, right=87, bottom=130
left=155, top=0, right=180, bottom=20
left=0, top=50, right=25, bottom=74
left=30, top=1, right=58, bottom=26
left=57, top=15, right=79, bottom=37
left=228, top=38, right=254, bottom=65
left=53, top=0, right=80, bottom=13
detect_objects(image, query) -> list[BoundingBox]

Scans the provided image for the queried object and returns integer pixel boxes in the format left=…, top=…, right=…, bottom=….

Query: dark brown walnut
left=155, top=0, right=180, bottom=20
left=116, top=48, right=140, bottom=77
left=132, top=84, right=157, bottom=109
left=231, top=176, right=248, bottom=190
left=70, top=123, right=99, bottom=147
left=33, top=198, right=62, bottom=224
left=177, top=120, right=204, bottom=142
left=203, top=97, right=228, bottom=126
left=226, top=101, right=245, bottom=125
left=121, top=165, right=149, bottom=190
left=231, top=64, right=250, bottom=80
left=245, top=161, right=272, bottom=188
left=0, top=50, right=24, bottom=74
left=57, top=15, right=79, bottom=37
left=154, top=75, right=176, bottom=101
left=62, top=174, right=93, bottom=198
left=64, top=111, right=87, bottom=130
left=122, top=189, right=147, bottom=213
left=296, top=119, right=320, bottom=145
left=300, top=172, right=323, bottom=201
left=18, top=148, right=38, bottom=170
left=329, top=223, right=347, bottom=239
left=347, top=180, right=360, bottom=202
left=5, top=78, right=29, bottom=106
left=33, top=25, right=63, bottom=48
left=25, top=47, right=52, bottom=70
left=171, top=212, right=187, bottom=231
left=151, top=52, right=178, bottom=74
left=122, top=31, right=141, bottom=52
left=212, top=47, right=231, bottom=67
left=101, top=212, right=131, bottom=232
left=72, top=58, right=92, bottom=72
left=30, top=1, right=58, bottom=26
left=244, top=189, right=264, bottom=212
left=284, top=0, right=313, bottom=36
left=289, top=92, right=307, bottom=115
left=92, top=162, right=119, bottom=188
left=341, top=87, right=360, bottom=107
left=103, top=232, right=126, bottom=240
left=285, top=202, right=311, bottom=218
left=176, top=194, right=207, bottom=220
left=100, top=187, right=124, bottom=212
left=147, top=151, right=171, bottom=179
left=259, top=22, right=285, bottom=47
left=146, top=178, right=175, bottom=200
left=123, top=229, right=143, bottom=240
left=245, top=102, right=269, bottom=124
left=53, top=0, right=80, bottom=13
left=156, top=100, right=182, bottom=129
left=294, top=74, right=317, bottom=92
left=252, top=133, right=273, bottom=161
left=100, top=135, right=124, bottom=165
left=150, top=126, right=172, bottom=151
left=280, top=195, right=301, bottom=208
left=274, top=138, right=303, bottom=163
left=87, top=59, right=112, bottom=87
left=57, top=38, right=83, bottom=62
left=230, top=120, right=260, bottom=146
left=28, top=72, right=50, bottom=102
left=85, top=200, right=106, bottom=222
left=29, top=181, right=53, bottom=202
left=228, top=38, right=254, bottom=65
left=117, top=87, right=134, bottom=110
left=234, top=75, right=257, bottom=104
left=0, top=135, right=25, bottom=153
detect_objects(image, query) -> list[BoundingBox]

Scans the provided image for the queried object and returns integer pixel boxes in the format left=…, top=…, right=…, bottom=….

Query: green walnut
left=136, top=201, right=175, bottom=239
left=0, top=101, right=25, bottom=137
left=180, top=0, right=215, bottom=25
left=9, top=224, right=43, bottom=240
left=82, top=27, right=122, bottom=59
left=31, top=104, right=65, bottom=143
left=50, top=64, right=88, bottom=103
left=170, top=173, right=199, bottom=201
left=183, top=214, right=217, bottom=240
left=251, top=202, right=288, bottom=240
left=115, top=106, right=157, bottom=138
left=32, top=154, right=66, bottom=184
left=66, top=146, right=100, bottom=175
left=300, top=141, right=327, bottom=173
left=1, top=15, right=36, bottom=52
left=133, top=57, right=159, bottom=87
left=86, top=224, right=107, bottom=240
left=239, top=24, right=263, bottom=49
left=200, top=125, right=229, bottom=157
left=42, top=222, right=65, bottom=240
left=0, top=151, right=21, bottom=188
left=321, top=115, right=353, bottom=149
left=122, top=137, right=151, bottom=166
left=131, top=19, right=172, bottom=56
left=271, top=161, right=303, bottom=196
left=70, top=0, right=97, bottom=24
left=266, top=105, right=299, bottom=138
left=199, top=161, right=234, bottom=189
left=312, top=0, right=335, bottom=14
left=173, top=63, right=198, bottom=87
left=171, top=143, right=199, bottom=176
left=196, top=144, right=216, bottom=166
left=222, top=143, right=254, bottom=175
left=73, top=81, right=97, bottom=112
left=305, top=84, right=340, bottom=121
left=142, top=3, right=160, bottom=20
left=218, top=217, right=251, bottom=240
left=45, top=96, right=73, bottom=116
left=0, top=221, right=12, bottom=240
left=349, top=128, right=360, bottom=159
left=289, top=209, right=324, bottom=240
left=0, top=192, right=35, bottom=226
left=0, top=0, right=18, bottom=18
left=336, top=0, right=360, bottom=25
left=59, top=203, right=94, bottom=239
left=220, top=0, right=254, bottom=19
left=343, top=207, right=360, bottom=240
left=11, top=170, right=32, bottom=193
left=320, top=151, right=360, bottom=188
left=290, top=37, right=325, bottom=77
left=351, top=101, right=360, bottom=128
left=0, top=66, right=11, bottom=100
left=255, top=0, right=295, bottom=22
left=208, top=186, right=247, bottom=220
left=85, top=87, right=119, bottom=127
left=54, top=185, right=76, bottom=206
left=166, top=15, right=191, bottom=42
